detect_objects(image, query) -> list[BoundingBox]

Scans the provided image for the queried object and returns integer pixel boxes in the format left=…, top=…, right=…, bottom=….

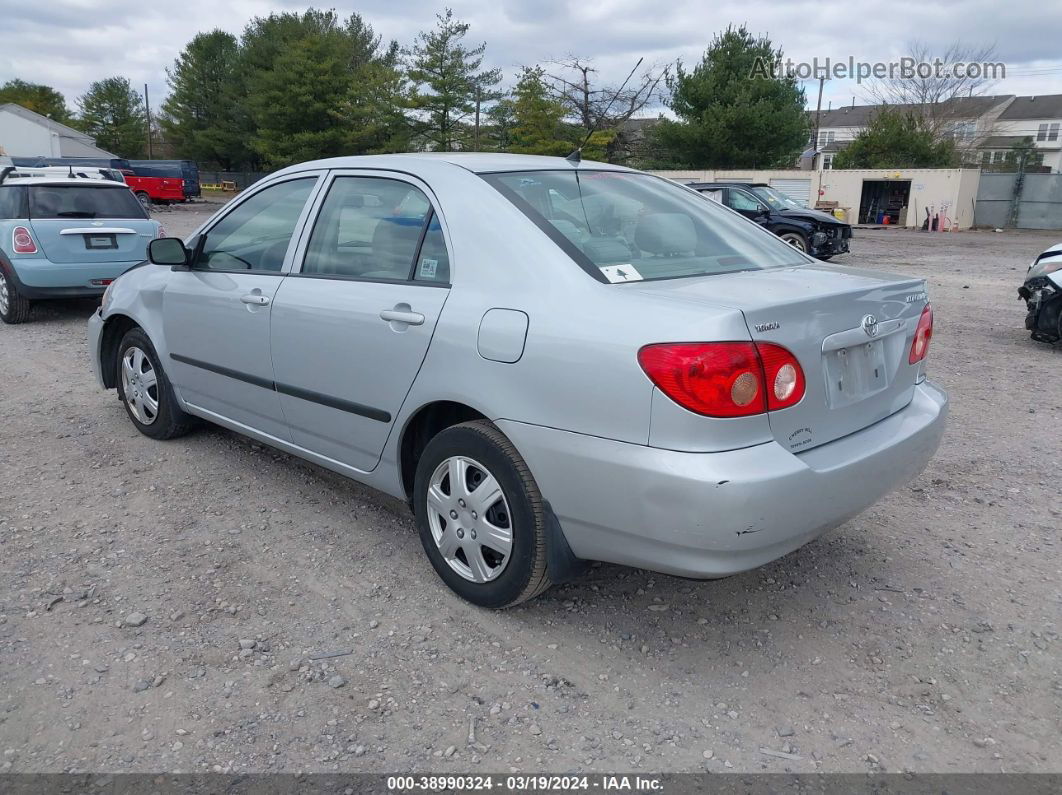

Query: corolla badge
left=861, top=314, right=879, bottom=337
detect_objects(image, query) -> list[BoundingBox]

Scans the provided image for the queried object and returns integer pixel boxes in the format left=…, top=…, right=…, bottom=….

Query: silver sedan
left=88, top=154, right=947, bottom=607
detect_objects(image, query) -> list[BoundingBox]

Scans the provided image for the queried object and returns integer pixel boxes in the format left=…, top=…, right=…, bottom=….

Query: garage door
left=769, top=178, right=811, bottom=207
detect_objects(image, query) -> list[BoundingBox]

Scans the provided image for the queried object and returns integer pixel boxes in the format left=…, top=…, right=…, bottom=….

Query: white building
left=0, top=103, right=117, bottom=159
left=987, top=94, right=1062, bottom=173
left=807, top=95, right=1051, bottom=171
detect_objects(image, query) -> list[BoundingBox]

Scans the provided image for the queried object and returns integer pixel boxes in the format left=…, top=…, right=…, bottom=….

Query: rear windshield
left=28, top=185, right=148, bottom=220
left=482, top=170, right=807, bottom=282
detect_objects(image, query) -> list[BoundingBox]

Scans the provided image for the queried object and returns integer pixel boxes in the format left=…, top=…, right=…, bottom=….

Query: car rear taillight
left=638, top=342, right=805, bottom=418
left=12, top=226, right=37, bottom=254
left=908, top=304, right=933, bottom=364
left=757, top=342, right=806, bottom=411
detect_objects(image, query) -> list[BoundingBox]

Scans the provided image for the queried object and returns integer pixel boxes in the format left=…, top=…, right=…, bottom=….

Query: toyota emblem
left=861, top=314, right=879, bottom=337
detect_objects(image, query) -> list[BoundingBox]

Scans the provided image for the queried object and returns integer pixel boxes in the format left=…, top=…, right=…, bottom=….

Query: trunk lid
left=629, top=263, right=929, bottom=452
left=28, top=218, right=156, bottom=264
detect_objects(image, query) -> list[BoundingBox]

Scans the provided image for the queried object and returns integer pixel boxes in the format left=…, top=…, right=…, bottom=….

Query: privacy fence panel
left=974, top=172, right=1062, bottom=230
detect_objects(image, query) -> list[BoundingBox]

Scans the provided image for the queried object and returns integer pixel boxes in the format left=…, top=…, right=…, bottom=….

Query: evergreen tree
left=406, top=9, right=501, bottom=151
left=833, top=108, right=958, bottom=168
left=160, top=31, right=250, bottom=169
left=654, top=26, right=808, bottom=168
left=509, top=67, right=572, bottom=156
left=77, top=77, right=147, bottom=158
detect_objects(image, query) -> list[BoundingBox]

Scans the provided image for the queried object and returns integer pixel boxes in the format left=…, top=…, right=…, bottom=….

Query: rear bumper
left=5, top=257, right=138, bottom=293
left=499, top=379, right=948, bottom=578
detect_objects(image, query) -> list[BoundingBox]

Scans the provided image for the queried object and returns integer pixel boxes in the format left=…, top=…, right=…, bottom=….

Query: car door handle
left=241, top=293, right=270, bottom=306
left=379, top=309, right=424, bottom=325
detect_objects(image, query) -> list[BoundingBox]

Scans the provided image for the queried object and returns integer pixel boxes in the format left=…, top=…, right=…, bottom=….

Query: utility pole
left=143, top=83, right=153, bottom=159
left=1008, top=147, right=1029, bottom=229
left=812, top=76, right=825, bottom=151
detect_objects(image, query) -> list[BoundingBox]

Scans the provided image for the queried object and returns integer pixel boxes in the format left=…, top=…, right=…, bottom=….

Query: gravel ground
left=1, top=201, right=1060, bottom=775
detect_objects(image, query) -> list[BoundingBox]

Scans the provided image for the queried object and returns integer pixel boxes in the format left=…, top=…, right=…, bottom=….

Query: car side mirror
left=758, top=206, right=771, bottom=217
left=148, top=237, right=189, bottom=269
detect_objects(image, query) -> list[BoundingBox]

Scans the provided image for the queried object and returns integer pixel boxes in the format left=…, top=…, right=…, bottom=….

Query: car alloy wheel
left=425, top=455, right=513, bottom=583
left=779, top=232, right=807, bottom=252
left=121, top=346, right=160, bottom=425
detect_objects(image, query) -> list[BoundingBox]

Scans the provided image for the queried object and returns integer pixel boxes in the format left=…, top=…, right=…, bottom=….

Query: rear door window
left=302, top=176, right=442, bottom=283
left=28, top=186, right=147, bottom=219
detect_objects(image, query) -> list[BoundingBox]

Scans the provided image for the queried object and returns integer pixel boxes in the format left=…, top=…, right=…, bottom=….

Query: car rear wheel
left=779, top=232, right=808, bottom=253
left=135, top=191, right=151, bottom=210
left=414, top=420, right=552, bottom=608
left=0, top=270, right=32, bottom=324
left=116, top=328, right=196, bottom=440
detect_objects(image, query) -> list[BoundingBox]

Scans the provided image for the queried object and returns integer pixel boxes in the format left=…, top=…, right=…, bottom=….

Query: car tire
left=778, top=231, right=808, bottom=253
left=413, top=420, right=552, bottom=608
left=135, top=191, right=151, bottom=210
left=0, top=270, right=32, bottom=324
left=116, top=327, right=196, bottom=440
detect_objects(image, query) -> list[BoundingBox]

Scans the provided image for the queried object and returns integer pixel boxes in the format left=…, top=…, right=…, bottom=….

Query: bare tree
left=862, top=40, right=1001, bottom=136
left=544, top=55, right=668, bottom=135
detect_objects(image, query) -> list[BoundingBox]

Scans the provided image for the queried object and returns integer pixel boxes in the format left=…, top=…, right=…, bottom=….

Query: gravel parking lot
left=1, top=200, right=1059, bottom=775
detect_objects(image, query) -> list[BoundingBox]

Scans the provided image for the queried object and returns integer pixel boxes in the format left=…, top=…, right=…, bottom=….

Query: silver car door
left=163, top=174, right=322, bottom=440
left=269, top=172, right=451, bottom=472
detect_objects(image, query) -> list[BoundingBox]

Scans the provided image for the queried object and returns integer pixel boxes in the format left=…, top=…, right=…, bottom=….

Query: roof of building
left=998, top=94, right=1062, bottom=120
left=979, top=134, right=1032, bottom=148
left=815, top=95, right=1014, bottom=128
left=0, top=103, right=118, bottom=158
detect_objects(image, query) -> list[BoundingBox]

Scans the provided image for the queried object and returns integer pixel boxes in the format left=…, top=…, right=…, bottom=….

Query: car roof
left=272, top=152, right=634, bottom=177
left=0, top=178, right=128, bottom=187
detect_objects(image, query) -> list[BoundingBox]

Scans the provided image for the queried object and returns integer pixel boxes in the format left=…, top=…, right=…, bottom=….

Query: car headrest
left=635, top=213, right=697, bottom=256
left=371, top=216, right=423, bottom=274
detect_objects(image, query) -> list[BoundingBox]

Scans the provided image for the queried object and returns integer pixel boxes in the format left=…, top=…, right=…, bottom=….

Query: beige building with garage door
left=652, top=168, right=982, bottom=230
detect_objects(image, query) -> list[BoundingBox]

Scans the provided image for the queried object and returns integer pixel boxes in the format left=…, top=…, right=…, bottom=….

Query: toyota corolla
left=87, top=154, right=947, bottom=607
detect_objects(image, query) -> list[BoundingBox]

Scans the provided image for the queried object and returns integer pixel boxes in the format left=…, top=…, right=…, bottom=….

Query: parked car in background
left=0, top=165, right=162, bottom=323
left=1018, top=242, right=1062, bottom=343
left=689, top=181, right=852, bottom=259
left=87, top=153, right=946, bottom=607
left=130, top=160, right=201, bottom=200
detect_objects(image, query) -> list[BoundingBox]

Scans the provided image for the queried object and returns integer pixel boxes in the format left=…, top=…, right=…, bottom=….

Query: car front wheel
left=0, top=270, right=32, bottom=324
left=116, top=328, right=195, bottom=440
left=414, top=420, right=552, bottom=608
left=778, top=231, right=808, bottom=253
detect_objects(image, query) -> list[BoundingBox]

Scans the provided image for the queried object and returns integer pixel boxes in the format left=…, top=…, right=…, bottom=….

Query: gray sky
left=2, top=0, right=1060, bottom=117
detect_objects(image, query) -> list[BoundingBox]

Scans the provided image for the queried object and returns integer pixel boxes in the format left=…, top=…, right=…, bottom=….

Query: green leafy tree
left=240, top=9, right=405, bottom=167
left=160, top=31, right=251, bottom=169
left=654, top=26, right=808, bottom=168
left=0, top=79, right=72, bottom=123
left=509, top=67, right=572, bottom=156
left=76, top=77, right=147, bottom=158
left=833, top=107, right=957, bottom=168
left=406, top=8, right=501, bottom=151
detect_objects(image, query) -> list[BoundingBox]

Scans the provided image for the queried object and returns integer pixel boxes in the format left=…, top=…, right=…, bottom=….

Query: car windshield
left=483, top=171, right=807, bottom=282
left=28, top=185, right=147, bottom=220
left=750, top=186, right=804, bottom=210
